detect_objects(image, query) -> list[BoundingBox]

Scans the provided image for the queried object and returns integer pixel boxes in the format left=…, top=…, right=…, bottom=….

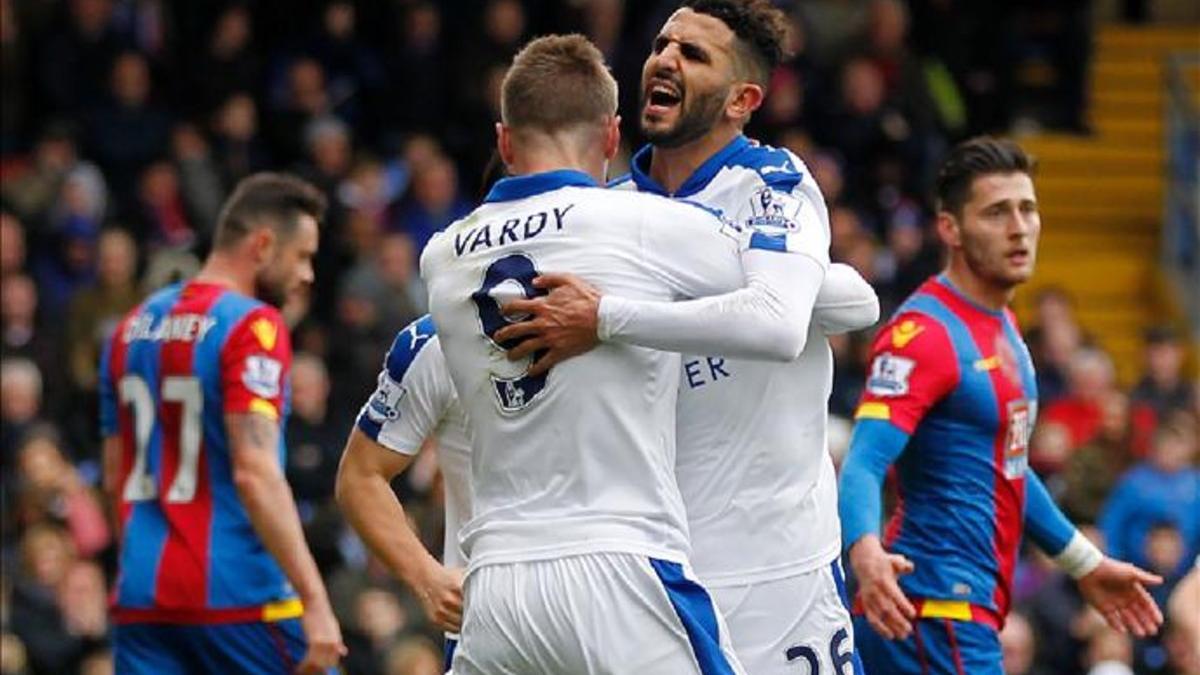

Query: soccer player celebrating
left=100, top=174, right=346, bottom=674
left=496, top=2, right=876, bottom=672
left=839, top=137, right=1164, bottom=673
left=420, top=28, right=876, bottom=672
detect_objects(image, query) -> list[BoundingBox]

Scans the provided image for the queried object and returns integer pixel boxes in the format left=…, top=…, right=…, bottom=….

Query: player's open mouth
left=644, top=81, right=682, bottom=116
left=1007, top=249, right=1030, bottom=265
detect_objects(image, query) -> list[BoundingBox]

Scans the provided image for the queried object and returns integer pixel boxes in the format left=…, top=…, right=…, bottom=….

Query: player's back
left=421, top=170, right=746, bottom=570
left=101, top=280, right=296, bottom=622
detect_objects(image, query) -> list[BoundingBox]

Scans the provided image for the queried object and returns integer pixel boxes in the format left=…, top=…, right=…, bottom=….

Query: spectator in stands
left=1, top=358, right=44, bottom=466
left=1085, top=624, right=1135, bottom=675
left=346, top=587, right=413, bottom=675
left=338, top=158, right=405, bottom=233
left=286, top=353, right=345, bottom=508
left=391, top=154, right=470, bottom=255
left=1061, top=391, right=1134, bottom=523
left=387, top=3, right=449, bottom=135
left=1131, top=326, right=1195, bottom=425
left=1, top=123, right=104, bottom=235
left=38, top=0, right=121, bottom=118
left=9, top=524, right=80, bottom=675
left=191, top=4, right=260, bottom=116
left=0, top=212, right=27, bottom=277
left=1100, top=415, right=1200, bottom=577
left=298, top=115, right=354, bottom=209
left=308, top=0, right=386, bottom=138
left=1166, top=560, right=1200, bottom=675
left=86, top=50, right=171, bottom=210
left=170, top=123, right=225, bottom=237
left=14, top=431, right=110, bottom=556
left=1029, top=420, right=1073, bottom=480
left=46, top=163, right=108, bottom=244
left=55, top=561, right=110, bottom=666
left=211, top=92, right=271, bottom=188
left=860, top=0, right=940, bottom=143
left=1, top=279, right=61, bottom=409
left=1043, top=348, right=1117, bottom=448
left=1026, top=287, right=1085, bottom=403
left=0, top=0, right=24, bottom=153
left=385, top=636, right=443, bottom=675
left=65, top=228, right=140, bottom=396
left=269, top=57, right=333, bottom=165
left=134, top=160, right=194, bottom=249
left=1001, top=611, right=1053, bottom=675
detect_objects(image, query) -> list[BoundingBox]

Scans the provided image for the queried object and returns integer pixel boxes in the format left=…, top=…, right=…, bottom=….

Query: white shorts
left=451, top=552, right=746, bottom=675
left=710, top=559, right=861, bottom=675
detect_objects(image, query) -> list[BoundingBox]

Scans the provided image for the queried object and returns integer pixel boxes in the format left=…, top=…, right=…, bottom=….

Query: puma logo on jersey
left=251, top=318, right=278, bottom=350
left=891, top=320, right=924, bottom=348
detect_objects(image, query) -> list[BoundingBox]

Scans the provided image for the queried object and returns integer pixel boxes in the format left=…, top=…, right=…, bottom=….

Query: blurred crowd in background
left=0, top=1, right=1196, bottom=674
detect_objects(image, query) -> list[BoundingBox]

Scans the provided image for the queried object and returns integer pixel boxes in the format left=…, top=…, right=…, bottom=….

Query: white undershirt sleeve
left=597, top=249, right=824, bottom=361
left=813, top=263, right=880, bottom=336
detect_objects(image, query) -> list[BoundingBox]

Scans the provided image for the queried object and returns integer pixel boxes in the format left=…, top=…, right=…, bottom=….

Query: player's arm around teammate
left=227, top=410, right=348, bottom=672
left=497, top=262, right=879, bottom=376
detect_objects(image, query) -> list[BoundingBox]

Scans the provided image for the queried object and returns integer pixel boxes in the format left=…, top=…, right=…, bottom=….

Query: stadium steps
left=1015, top=24, right=1198, bottom=385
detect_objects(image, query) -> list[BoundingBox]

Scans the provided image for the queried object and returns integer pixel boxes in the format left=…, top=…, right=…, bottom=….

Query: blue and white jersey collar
left=628, top=134, right=752, bottom=198
left=483, top=169, right=600, bottom=204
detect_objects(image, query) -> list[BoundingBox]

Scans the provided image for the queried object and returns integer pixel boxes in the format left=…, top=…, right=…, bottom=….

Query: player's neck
left=943, top=261, right=1014, bottom=313
left=648, top=124, right=740, bottom=195
left=195, top=252, right=255, bottom=297
left=509, top=141, right=607, bottom=184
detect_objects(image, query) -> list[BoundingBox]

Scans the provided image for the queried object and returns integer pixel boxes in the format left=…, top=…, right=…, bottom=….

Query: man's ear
left=603, top=115, right=621, bottom=160
left=249, top=226, right=277, bottom=267
left=935, top=211, right=962, bottom=249
left=726, top=82, right=765, bottom=123
left=496, top=123, right=514, bottom=167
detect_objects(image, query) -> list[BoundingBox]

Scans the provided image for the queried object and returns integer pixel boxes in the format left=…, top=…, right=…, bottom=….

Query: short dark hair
left=935, top=136, right=1036, bottom=216
left=212, top=173, right=326, bottom=249
left=501, top=34, right=618, bottom=135
left=682, top=0, right=790, bottom=85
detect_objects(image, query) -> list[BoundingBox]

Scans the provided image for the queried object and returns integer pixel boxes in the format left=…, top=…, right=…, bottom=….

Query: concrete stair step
left=1096, top=26, right=1200, bottom=52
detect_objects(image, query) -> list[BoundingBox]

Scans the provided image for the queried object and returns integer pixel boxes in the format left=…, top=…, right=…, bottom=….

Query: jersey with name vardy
left=99, top=281, right=296, bottom=623
left=355, top=315, right=472, bottom=569
left=420, top=169, right=752, bottom=570
left=611, top=135, right=839, bottom=586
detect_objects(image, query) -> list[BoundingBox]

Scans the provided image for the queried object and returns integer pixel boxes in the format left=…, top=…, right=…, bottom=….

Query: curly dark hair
left=681, top=0, right=791, bottom=84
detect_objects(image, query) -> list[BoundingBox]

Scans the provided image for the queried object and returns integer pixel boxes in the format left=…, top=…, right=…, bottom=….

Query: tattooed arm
left=226, top=412, right=346, bottom=671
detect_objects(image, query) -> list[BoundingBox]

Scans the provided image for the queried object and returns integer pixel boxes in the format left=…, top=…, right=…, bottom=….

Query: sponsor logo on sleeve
left=891, top=320, right=925, bottom=348
left=746, top=187, right=803, bottom=233
left=367, top=373, right=406, bottom=422
left=250, top=318, right=278, bottom=350
left=242, top=355, right=283, bottom=399
left=866, top=352, right=916, bottom=397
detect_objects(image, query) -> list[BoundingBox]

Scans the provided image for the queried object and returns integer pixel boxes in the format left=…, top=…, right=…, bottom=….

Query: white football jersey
left=355, top=315, right=472, bottom=570
left=612, top=135, right=842, bottom=586
left=421, top=169, right=760, bottom=571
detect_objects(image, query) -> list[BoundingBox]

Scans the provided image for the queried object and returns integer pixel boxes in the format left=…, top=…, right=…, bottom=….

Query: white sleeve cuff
left=1053, top=531, right=1104, bottom=579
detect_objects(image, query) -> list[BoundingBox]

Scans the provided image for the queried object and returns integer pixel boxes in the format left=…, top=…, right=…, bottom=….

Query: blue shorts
left=114, top=619, right=323, bottom=675
left=854, top=615, right=1002, bottom=675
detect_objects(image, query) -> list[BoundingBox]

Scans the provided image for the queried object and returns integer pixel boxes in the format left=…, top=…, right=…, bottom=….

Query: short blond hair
left=501, top=34, right=618, bottom=135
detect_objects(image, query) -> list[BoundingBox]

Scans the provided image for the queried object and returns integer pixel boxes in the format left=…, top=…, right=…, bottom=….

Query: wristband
left=1053, top=530, right=1104, bottom=579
